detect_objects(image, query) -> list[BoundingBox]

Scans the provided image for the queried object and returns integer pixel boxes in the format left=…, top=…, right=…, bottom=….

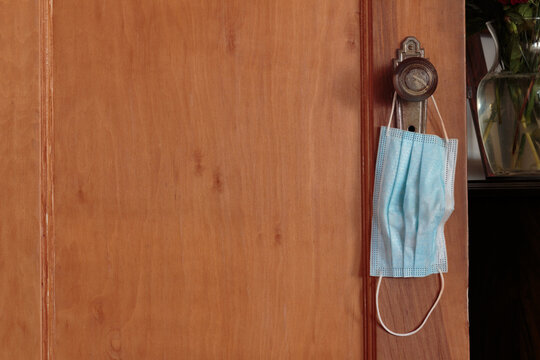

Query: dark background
left=469, top=181, right=540, bottom=359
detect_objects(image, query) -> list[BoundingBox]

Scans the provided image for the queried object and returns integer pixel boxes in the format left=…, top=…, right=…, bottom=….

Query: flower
left=499, top=0, right=529, bottom=4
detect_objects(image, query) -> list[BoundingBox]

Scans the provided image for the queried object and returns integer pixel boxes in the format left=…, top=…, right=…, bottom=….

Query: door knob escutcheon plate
left=392, top=37, right=437, bottom=134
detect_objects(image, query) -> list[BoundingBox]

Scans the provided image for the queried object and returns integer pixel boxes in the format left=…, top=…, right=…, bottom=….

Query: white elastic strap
left=386, top=92, right=449, bottom=142
left=429, top=96, right=449, bottom=141
left=375, top=270, right=445, bottom=337
left=385, top=92, right=398, bottom=131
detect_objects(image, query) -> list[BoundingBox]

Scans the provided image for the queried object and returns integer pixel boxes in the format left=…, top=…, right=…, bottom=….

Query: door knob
left=392, top=37, right=438, bottom=133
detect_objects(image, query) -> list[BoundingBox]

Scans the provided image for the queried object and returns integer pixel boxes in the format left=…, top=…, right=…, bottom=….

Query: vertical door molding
left=359, top=0, right=377, bottom=359
left=40, top=0, right=54, bottom=358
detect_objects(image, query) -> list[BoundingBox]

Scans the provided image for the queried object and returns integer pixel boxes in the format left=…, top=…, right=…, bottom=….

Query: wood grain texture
left=0, top=0, right=41, bottom=358
left=372, top=1, right=469, bottom=359
left=51, top=0, right=363, bottom=358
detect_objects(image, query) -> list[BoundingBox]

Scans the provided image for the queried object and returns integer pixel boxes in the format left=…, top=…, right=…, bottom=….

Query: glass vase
left=476, top=18, right=540, bottom=177
left=477, top=73, right=540, bottom=176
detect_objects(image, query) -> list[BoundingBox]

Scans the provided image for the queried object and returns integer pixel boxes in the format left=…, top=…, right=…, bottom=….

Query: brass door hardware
left=392, top=37, right=438, bottom=134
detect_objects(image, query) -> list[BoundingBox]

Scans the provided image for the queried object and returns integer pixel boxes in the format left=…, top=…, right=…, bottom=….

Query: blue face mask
left=370, top=93, right=458, bottom=336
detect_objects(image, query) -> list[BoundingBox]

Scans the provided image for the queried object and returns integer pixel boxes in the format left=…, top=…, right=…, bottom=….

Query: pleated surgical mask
left=370, top=92, right=458, bottom=336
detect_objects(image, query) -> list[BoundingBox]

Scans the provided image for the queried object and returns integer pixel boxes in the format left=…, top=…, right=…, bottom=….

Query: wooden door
left=1, top=0, right=468, bottom=359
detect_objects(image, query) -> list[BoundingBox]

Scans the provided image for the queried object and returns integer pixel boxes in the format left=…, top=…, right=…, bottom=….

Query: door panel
left=372, top=1, right=469, bottom=359
left=0, top=1, right=41, bottom=358
left=51, top=0, right=363, bottom=358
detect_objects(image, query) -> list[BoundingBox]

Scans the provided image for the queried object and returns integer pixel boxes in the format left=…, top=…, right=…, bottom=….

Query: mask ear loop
left=429, top=96, right=449, bottom=141
left=386, top=93, right=449, bottom=142
left=375, top=270, right=445, bottom=337
left=385, top=92, right=398, bottom=134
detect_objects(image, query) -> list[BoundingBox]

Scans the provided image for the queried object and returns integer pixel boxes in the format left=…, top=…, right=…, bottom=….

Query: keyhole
left=408, top=125, right=416, bottom=132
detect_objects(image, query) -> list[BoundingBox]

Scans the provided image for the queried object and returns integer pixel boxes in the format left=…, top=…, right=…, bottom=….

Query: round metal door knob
left=393, top=57, right=438, bottom=101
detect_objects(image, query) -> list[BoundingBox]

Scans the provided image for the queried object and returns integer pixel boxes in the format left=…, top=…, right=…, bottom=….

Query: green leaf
left=517, top=4, right=533, bottom=19
left=507, top=41, right=524, bottom=73
left=506, top=18, right=520, bottom=34
left=507, top=10, right=525, bottom=24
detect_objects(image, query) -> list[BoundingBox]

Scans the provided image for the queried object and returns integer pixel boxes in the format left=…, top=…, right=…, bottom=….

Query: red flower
left=499, top=0, right=529, bottom=4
